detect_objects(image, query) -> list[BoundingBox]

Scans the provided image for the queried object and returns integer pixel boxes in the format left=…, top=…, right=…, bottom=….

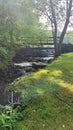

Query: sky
left=39, top=16, right=73, bottom=32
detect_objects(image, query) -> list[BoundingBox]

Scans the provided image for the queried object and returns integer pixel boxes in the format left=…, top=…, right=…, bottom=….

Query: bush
left=0, top=47, right=8, bottom=68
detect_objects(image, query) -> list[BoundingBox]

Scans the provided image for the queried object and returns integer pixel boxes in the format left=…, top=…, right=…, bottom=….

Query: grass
left=6, top=52, right=73, bottom=130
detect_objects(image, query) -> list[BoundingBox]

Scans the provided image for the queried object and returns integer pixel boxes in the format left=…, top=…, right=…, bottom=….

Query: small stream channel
left=0, top=57, right=54, bottom=105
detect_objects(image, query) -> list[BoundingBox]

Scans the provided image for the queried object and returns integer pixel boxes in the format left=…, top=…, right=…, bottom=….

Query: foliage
left=0, top=0, right=49, bottom=69
left=5, top=52, right=73, bottom=129
left=0, top=44, right=17, bottom=69
left=65, top=31, right=73, bottom=44
left=0, top=105, right=24, bottom=130
left=0, top=0, right=42, bottom=45
left=0, top=47, right=9, bottom=69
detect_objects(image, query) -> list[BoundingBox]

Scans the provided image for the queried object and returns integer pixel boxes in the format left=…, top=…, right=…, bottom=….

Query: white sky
left=39, top=16, right=73, bottom=32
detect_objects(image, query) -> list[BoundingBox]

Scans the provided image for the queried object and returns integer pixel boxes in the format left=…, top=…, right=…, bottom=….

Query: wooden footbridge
left=14, top=37, right=60, bottom=62
left=21, top=36, right=60, bottom=57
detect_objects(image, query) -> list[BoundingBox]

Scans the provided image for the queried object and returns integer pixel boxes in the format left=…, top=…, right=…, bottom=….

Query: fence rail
left=21, top=36, right=60, bottom=46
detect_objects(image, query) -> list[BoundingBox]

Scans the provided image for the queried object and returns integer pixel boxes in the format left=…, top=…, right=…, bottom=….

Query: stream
left=0, top=57, right=54, bottom=105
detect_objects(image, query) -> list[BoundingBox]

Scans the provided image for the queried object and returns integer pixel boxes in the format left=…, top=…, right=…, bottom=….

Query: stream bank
left=0, top=57, right=54, bottom=105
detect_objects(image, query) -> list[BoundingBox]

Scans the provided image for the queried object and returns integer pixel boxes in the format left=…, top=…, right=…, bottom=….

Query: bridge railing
left=21, top=36, right=60, bottom=47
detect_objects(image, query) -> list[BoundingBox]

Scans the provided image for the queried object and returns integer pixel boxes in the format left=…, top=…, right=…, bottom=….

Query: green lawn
left=6, top=53, right=73, bottom=130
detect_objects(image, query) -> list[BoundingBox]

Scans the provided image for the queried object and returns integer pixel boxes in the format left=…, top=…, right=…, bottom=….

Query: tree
left=0, top=0, right=42, bottom=69
left=35, top=0, right=73, bottom=57
left=0, top=0, right=40, bottom=45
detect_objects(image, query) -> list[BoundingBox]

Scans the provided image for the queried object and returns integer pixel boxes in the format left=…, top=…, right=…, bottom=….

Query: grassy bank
left=5, top=53, right=73, bottom=130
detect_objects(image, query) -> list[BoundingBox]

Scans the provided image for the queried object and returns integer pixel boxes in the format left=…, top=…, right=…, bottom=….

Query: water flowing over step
left=14, top=56, right=54, bottom=69
left=14, top=62, right=48, bottom=70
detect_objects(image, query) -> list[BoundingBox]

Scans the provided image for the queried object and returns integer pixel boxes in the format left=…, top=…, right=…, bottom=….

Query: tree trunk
left=58, top=0, right=72, bottom=55
left=10, top=22, right=13, bottom=44
left=54, top=44, right=59, bottom=57
left=50, top=0, right=58, bottom=58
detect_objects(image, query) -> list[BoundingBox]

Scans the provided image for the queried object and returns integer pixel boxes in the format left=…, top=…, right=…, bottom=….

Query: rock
left=32, top=62, right=48, bottom=69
